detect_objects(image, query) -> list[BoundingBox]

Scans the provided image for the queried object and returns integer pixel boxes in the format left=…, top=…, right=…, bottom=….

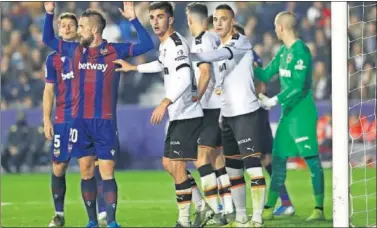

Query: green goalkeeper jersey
left=254, top=39, right=316, bottom=117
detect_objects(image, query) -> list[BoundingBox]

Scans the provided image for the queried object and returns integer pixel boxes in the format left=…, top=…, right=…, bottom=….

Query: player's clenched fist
left=44, top=119, right=54, bottom=140
left=44, top=2, right=55, bottom=14
left=119, top=2, right=136, bottom=21
left=113, top=59, right=137, bottom=72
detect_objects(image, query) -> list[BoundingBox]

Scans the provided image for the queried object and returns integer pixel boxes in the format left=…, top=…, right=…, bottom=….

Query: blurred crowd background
left=1, top=2, right=376, bottom=172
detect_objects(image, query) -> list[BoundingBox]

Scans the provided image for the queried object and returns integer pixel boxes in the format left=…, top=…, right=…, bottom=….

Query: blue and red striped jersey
left=50, top=40, right=138, bottom=119
left=45, top=52, right=75, bottom=123
left=71, top=41, right=128, bottom=119
left=43, top=14, right=154, bottom=120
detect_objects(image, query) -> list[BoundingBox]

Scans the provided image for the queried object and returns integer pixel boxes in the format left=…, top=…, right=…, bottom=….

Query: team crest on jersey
left=100, top=48, right=108, bottom=55
left=175, top=49, right=187, bottom=61
left=53, top=148, right=60, bottom=157
left=286, top=54, right=292, bottom=63
left=177, top=49, right=184, bottom=56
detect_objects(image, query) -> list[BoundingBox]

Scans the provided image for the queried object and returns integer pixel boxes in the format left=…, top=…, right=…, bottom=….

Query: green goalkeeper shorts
left=273, top=112, right=319, bottom=158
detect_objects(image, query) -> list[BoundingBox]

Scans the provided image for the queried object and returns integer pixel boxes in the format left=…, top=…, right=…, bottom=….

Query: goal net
left=348, top=2, right=376, bottom=227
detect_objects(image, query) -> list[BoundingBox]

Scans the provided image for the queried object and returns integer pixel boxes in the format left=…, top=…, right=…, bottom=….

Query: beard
left=79, top=35, right=94, bottom=47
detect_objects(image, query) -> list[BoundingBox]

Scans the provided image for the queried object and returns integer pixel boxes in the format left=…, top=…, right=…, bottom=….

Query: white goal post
left=331, top=2, right=349, bottom=228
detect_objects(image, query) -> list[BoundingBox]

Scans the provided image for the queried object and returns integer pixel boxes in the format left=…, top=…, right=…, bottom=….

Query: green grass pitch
left=1, top=168, right=375, bottom=227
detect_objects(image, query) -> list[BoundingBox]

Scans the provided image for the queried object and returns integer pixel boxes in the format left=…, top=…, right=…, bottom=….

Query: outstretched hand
left=113, top=59, right=137, bottom=72
left=119, top=2, right=136, bottom=21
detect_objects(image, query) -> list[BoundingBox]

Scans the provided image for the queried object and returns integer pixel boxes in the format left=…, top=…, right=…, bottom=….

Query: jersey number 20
left=69, top=129, right=78, bottom=143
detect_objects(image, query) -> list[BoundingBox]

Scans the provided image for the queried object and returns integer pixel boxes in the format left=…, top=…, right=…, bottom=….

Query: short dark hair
left=81, top=8, right=106, bottom=34
left=186, top=2, right=208, bottom=19
left=149, top=2, right=174, bottom=17
left=215, top=4, right=235, bottom=17
left=233, top=24, right=245, bottom=35
left=208, top=15, right=214, bottom=28
left=58, top=12, right=78, bottom=28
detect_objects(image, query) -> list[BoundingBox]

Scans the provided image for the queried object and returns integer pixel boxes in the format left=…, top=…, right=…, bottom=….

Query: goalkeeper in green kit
left=254, top=11, right=325, bottom=221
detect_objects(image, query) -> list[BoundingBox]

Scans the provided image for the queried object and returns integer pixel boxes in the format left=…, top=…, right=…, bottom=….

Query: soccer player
left=113, top=2, right=204, bottom=227
left=43, top=2, right=154, bottom=227
left=43, top=12, right=107, bottom=227
left=186, top=3, right=233, bottom=226
left=254, top=11, right=325, bottom=221
left=190, top=4, right=267, bottom=227
left=233, top=24, right=296, bottom=216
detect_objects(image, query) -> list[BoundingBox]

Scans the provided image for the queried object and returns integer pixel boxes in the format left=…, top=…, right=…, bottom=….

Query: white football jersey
left=191, top=31, right=221, bottom=109
left=217, top=33, right=260, bottom=117
left=159, top=32, right=203, bottom=121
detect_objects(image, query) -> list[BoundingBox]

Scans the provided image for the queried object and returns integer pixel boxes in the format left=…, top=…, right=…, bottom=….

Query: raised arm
left=42, top=2, right=77, bottom=57
left=42, top=12, right=61, bottom=51
left=114, top=2, right=153, bottom=58
left=128, top=18, right=154, bottom=56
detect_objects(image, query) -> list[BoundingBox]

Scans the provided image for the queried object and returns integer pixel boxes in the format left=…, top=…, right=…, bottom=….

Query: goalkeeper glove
left=258, top=93, right=278, bottom=110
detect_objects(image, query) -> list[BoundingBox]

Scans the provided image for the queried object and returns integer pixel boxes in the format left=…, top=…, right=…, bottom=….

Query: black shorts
left=164, top=117, right=203, bottom=160
left=198, top=109, right=222, bottom=149
left=260, top=108, right=273, bottom=154
left=222, top=109, right=264, bottom=157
